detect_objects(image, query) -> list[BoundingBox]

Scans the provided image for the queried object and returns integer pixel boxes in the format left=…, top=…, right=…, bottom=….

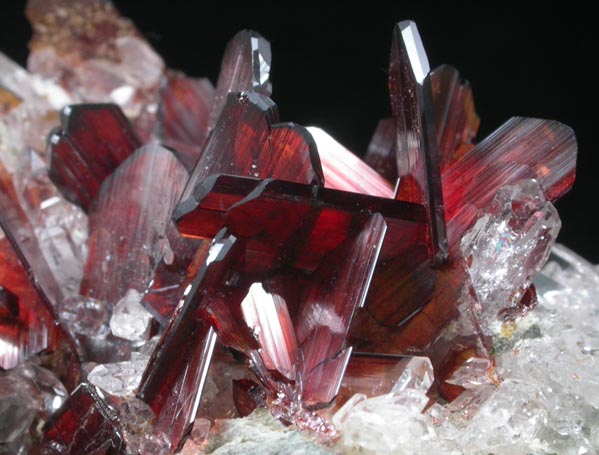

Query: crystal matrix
left=0, top=2, right=591, bottom=454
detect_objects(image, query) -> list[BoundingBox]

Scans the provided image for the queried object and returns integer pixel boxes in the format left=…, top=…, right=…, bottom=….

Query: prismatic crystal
left=2, top=2, right=595, bottom=455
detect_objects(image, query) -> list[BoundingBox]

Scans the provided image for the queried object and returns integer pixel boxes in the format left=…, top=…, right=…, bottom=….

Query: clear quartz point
left=110, top=289, right=152, bottom=341
left=461, top=179, right=560, bottom=328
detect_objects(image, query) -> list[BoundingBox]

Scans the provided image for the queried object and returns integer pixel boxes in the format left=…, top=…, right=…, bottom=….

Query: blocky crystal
left=461, top=179, right=561, bottom=327
left=109, top=289, right=152, bottom=341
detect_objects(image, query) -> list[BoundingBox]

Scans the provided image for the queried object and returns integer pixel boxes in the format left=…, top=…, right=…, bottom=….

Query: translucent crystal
left=0, top=367, right=43, bottom=444
left=87, top=357, right=148, bottom=397
left=335, top=391, right=437, bottom=454
left=109, top=289, right=152, bottom=341
left=58, top=295, right=109, bottom=338
left=391, top=356, right=434, bottom=394
left=461, top=179, right=560, bottom=326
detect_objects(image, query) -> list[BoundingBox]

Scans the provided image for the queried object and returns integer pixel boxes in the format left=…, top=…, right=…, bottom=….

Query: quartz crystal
left=109, top=289, right=152, bottom=341
left=0, top=1, right=589, bottom=453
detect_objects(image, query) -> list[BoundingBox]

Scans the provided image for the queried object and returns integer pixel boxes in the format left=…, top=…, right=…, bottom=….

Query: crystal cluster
left=1, top=2, right=592, bottom=454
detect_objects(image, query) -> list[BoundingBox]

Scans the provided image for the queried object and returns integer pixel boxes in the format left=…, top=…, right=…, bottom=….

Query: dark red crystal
left=47, top=104, right=143, bottom=211
left=157, top=71, right=215, bottom=170
left=137, top=231, right=237, bottom=451
left=42, top=383, right=124, bottom=454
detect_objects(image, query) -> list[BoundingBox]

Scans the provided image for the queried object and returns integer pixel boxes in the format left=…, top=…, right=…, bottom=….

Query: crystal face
left=0, top=2, right=590, bottom=454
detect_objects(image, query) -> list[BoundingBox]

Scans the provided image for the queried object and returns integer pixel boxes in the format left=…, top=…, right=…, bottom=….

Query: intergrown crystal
left=0, top=3, right=588, bottom=453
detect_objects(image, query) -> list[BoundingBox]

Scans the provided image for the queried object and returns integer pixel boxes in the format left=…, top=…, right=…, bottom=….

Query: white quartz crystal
left=461, top=179, right=560, bottom=327
left=109, top=289, right=153, bottom=341
left=334, top=244, right=599, bottom=455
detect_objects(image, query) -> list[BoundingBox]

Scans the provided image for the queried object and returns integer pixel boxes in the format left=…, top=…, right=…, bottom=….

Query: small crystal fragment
left=87, top=356, right=149, bottom=397
left=109, top=289, right=152, bottom=341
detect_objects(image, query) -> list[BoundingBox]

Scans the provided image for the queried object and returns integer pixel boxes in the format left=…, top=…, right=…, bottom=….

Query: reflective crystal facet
left=209, top=30, right=272, bottom=131
left=81, top=144, right=188, bottom=305
left=47, top=104, right=142, bottom=210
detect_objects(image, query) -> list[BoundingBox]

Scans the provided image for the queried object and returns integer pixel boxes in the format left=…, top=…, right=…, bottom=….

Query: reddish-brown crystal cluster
left=0, top=2, right=577, bottom=454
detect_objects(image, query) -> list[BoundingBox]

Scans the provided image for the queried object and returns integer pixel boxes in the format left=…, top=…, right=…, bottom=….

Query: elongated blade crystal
left=137, top=232, right=238, bottom=452
left=390, top=21, right=448, bottom=262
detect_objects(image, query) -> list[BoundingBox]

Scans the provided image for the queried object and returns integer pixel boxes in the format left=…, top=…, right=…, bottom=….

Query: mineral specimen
left=0, top=2, right=591, bottom=454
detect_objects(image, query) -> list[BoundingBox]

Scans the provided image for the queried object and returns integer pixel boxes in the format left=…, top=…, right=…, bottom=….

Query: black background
left=2, top=2, right=597, bottom=262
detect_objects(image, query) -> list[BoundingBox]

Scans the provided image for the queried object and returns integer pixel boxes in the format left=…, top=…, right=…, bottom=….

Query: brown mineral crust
left=26, top=0, right=138, bottom=62
left=0, top=86, right=22, bottom=114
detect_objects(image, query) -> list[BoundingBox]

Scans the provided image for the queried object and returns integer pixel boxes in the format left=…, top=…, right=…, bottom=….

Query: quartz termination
left=0, top=2, right=583, bottom=454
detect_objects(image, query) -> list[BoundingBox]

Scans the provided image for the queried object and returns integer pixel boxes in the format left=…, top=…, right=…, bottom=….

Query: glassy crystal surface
left=430, top=64, right=479, bottom=170
left=109, top=289, right=152, bottom=341
left=80, top=143, right=188, bottom=305
left=339, top=353, right=434, bottom=404
left=209, top=30, right=272, bottom=132
left=0, top=6, right=589, bottom=453
left=443, top=117, right=576, bottom=252
left=461, top=179, right=561, bottom=328
left=389, top=20, right=448, bottom=262
left=364, top=117, right=397, bottom=183
left=182, top=92, right=324, bottom=205
left=156, top=71, right=214, bottom=170
left=47, top=104, right=142, bottom=210
left=308, top=126, right=395, bottom=198
left=137, top=233, right=235, bottom=452
left=42, top=383, right=125, bottom=454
